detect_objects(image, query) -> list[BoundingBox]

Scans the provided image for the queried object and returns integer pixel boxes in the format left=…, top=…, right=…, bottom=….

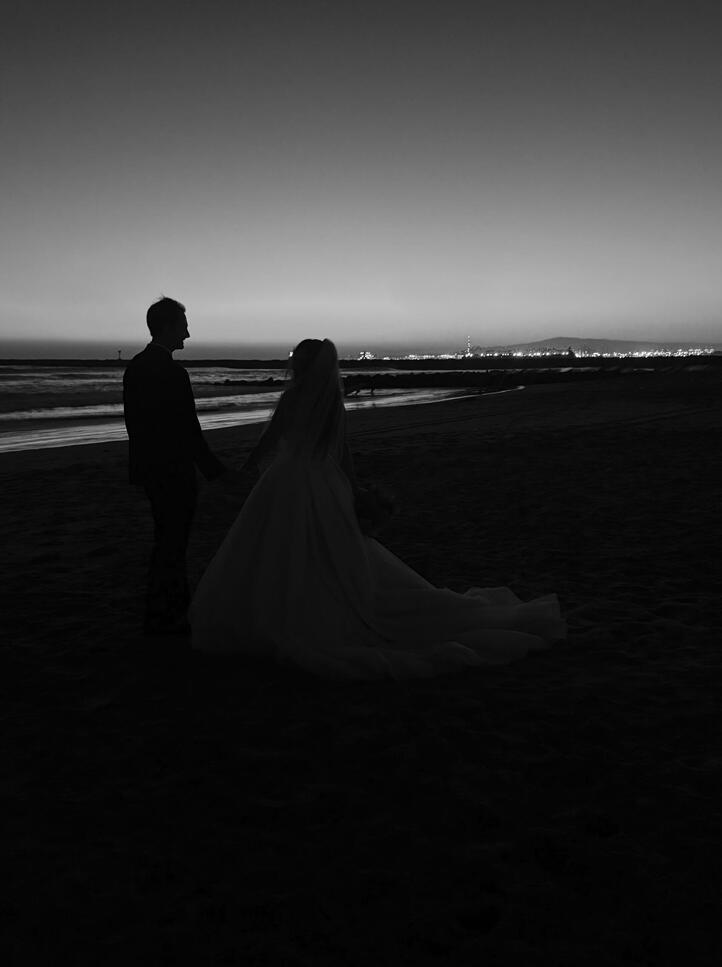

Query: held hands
left=214, top=463, right=259, bottom=500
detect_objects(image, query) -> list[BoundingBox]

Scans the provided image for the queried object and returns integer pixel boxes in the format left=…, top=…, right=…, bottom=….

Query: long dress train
left=190, top=442, right=566, bottom=680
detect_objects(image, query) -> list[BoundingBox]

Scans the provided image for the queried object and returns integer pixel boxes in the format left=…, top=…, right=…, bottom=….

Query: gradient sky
left=1, top=0, right=720, bottom=354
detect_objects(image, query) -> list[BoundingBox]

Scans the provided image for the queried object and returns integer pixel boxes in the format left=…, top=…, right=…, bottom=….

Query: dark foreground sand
left=1, top=373, right=720, bottom=965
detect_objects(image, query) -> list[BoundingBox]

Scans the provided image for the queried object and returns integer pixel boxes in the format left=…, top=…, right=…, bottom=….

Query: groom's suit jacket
left=123, top=343, right=226, bottom=486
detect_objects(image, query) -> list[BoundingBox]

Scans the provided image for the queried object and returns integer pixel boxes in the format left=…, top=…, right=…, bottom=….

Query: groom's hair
left=146, top=296, right=186, bottom=337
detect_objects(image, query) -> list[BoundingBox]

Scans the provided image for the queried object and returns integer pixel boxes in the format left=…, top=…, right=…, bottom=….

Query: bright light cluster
left=387, top=347, right=717, bottom=361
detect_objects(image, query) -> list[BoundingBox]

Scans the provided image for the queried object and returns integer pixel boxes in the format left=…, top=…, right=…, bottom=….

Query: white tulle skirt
left=190, top=453, right=566, bottom=680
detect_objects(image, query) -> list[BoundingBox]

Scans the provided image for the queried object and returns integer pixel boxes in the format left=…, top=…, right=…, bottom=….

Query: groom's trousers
left=143, top=471, right=197, bottom=632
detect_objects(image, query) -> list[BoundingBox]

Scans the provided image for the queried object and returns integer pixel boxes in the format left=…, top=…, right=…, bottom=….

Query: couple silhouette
left=123, top=296, right=565, bottom=680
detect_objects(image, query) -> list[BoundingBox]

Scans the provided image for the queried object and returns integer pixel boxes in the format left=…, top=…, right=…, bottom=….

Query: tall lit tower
left=466, top=336, right=472, bottom=357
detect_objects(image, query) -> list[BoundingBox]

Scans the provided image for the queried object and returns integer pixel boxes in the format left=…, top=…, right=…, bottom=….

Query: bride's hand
left=215, top=467, right=256, bottom=498
left=239, top=460, right=259, bottom=476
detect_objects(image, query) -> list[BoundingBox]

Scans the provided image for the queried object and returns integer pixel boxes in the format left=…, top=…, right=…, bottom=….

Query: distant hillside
left=473, top=336, right=721, bottom=354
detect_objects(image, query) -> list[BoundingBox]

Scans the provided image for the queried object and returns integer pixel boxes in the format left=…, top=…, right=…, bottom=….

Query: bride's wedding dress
left=191, top=341, right=565, bottom=680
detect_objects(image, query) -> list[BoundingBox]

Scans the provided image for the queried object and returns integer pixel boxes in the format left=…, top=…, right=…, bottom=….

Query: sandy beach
left=2, top=372, right=720, bottom=964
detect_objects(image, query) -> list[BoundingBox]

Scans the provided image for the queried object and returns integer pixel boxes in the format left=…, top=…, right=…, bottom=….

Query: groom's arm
left=179, top=367, right=227, bottom=480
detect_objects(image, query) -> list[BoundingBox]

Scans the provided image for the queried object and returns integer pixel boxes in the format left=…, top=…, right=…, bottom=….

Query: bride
left=190, top=338, right=566, bottom=679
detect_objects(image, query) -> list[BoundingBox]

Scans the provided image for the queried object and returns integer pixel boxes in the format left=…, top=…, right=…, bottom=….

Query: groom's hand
left=214, top=467, right=255, bottom=499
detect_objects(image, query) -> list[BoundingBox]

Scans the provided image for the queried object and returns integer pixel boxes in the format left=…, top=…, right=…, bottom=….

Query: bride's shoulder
left=274, top=386, right=297, bottom=426
left=278, top=386, right=296, bottom=412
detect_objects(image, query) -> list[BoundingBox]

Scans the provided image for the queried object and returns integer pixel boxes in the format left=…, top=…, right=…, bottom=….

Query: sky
left=1, top=0, right=720, bottom=355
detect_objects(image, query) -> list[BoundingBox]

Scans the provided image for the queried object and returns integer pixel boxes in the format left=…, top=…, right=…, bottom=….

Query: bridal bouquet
left=355, top=483, right=398, bottom=536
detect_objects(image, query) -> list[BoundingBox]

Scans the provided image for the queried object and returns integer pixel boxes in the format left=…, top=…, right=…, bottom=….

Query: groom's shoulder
left=127, top=344, right=154, bottom=364
left=124, top=346, right=164, bottom=390
left=123, top=347, right=190, bottom=398
left=125, top=344, right=177, bottom=373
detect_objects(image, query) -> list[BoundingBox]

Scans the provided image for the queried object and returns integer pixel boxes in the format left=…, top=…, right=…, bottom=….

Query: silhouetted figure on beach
left=123, top=297, right=227, bottom=637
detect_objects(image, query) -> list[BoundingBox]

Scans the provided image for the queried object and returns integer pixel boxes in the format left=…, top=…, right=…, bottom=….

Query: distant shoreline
left=1, top=354, right=719, bottom=371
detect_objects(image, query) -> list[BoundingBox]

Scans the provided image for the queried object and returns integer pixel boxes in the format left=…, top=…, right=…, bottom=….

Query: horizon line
left=0, top=334, right=719, bottom=349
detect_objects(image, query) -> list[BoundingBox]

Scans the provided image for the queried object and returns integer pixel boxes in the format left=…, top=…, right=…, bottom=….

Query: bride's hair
left=288, top=338, right=328, bottom=384
left=277, top=338, right=345, bottom=457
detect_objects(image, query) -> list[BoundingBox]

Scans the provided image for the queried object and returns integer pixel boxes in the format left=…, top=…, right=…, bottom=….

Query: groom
left=123, top=296, right=228, bottom=637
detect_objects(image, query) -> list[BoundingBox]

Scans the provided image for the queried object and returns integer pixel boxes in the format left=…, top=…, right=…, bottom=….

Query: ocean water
left=0, top=365, right=481, bottom=453
left=0, top=365, right=284, bottom=395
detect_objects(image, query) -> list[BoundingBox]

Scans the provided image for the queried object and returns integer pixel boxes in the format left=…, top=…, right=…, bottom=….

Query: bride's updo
left=281, top=338, right=345, bottom=457
left=288, top=338, right=338, bottom=385
left=289, top=338, right=324, bottom=382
